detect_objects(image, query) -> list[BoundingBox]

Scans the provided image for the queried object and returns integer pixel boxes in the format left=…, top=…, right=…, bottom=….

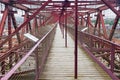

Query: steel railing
left=0, top=24, right=56, bottom=80
left=68, top=27, right=120, bottom=80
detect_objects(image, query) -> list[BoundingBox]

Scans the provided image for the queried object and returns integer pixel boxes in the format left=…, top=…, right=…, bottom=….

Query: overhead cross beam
left=0, top=0, right=52, bottom=48
left=0, top=0, right=29, bottom=11
left=101, top=0, right=120, bottom=17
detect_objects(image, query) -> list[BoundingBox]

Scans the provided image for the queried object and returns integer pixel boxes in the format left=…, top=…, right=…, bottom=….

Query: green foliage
left=92, top=18, right=115, bottom=26
left=104, top=18, right=114, bottom=26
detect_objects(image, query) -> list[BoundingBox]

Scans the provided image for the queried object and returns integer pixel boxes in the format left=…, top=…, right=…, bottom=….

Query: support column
left=0, top=6, right=8, bottom=36
left=109, top=16, right=119, bottom=40
left=8, top=11, right=12, bottom=68
left=81, top=15, right=84, bottom=26
left=99, top=11, right=108, bottom=38
left=35, top=47, right=39, bottom=80
left=11, top=14, right=21, bottom=44
left=65, top=12, right=67, bottom=47
left=0, top=5, right=8, bottom=75
left=93, top=12, right=99, bottom=35
left=74, top=0, right=78, bottom=79
left=33, top=17, right=38, bottom=35
left=110, top=44, right=115, bottom=73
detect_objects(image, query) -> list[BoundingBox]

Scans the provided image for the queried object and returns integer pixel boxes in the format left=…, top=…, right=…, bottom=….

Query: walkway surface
left=39, top=26, right=111, bottom=80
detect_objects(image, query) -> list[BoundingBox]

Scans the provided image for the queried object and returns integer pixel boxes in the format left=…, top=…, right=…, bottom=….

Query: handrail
left=79, top=31, right=119, bottom=80
left=80, top=31, right=120, bottom=48
left=68, top=27, right=120, bottom=80
left=1, top=25, right=56, bottom=80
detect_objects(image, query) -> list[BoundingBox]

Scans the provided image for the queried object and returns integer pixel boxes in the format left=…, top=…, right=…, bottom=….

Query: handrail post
left=110, top=44, right=115, bottom=73
left=35, top=47, right=39, bottom=80
left=65, top=11, right=67, bottom=47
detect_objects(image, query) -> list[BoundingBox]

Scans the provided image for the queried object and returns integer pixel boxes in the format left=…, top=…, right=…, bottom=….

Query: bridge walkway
left=39, top=26, right=111, bottom=80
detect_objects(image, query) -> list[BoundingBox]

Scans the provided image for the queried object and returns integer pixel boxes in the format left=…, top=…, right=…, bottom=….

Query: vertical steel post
left=0, top=6, right=8, bottom=36
left=65, top=12, right=67, bottom=47
left=35, top=47, right=39, bottom=80
left=1, top=6, right=8, bottom=75
left=74, top=0, right=78, bottom=79
left=109, top=16, right=119, bottom=40
left=1, top=61, right=5, bottom=74
left=110, top=44, right=115, bottom=73
left=39, top=15, right=42, bottom=26
left=81, top=15, right=84, bottom=26
left=11, top=13, right=21, bottom=63
left=99, top=11, right=108, bottom=38
left=11, top=14, right=21, bottom=44
left=98, top=14, right=101, bottom=37
left=87, top=14, right=90, bottom=33
left=24, top=12, right=29, bottom=33
left=63, top=20, right=65, bottom=38
left=59, top=20, right=64, bottom=38
left=8, top=12, right=12, bottom=68
left=93, top=12, right=99, bottom=35
left=8, top=12, right=12, bottom=49
left=33, top=17, right=38, bottom=35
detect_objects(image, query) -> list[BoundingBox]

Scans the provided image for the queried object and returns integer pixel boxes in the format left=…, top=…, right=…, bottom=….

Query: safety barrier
left=0, top=25, right=56, bottom=80
left=68, top=27, right=120, bottom=80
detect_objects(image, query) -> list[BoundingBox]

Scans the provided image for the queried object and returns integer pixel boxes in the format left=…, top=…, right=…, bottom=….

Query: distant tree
left=104, top=18, right=114, bottom=26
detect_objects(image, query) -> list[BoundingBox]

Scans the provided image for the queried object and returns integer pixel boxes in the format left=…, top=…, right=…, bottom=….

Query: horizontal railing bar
left=80, top=31, right=120, bottom=48
left=68, top=27, right=120, bottom=80
left=1, top=25, right=56, bottom=80
left=81, top=45, right=119, bottom=80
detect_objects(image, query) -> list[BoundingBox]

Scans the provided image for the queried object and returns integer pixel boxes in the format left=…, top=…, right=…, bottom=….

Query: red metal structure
left=0, top=0, right=120, bottom=80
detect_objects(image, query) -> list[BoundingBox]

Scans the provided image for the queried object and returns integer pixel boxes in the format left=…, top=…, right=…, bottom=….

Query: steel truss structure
left=0, top=0, right=120, bottom=80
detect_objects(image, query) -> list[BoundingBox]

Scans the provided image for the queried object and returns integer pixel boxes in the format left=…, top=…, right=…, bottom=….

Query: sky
left=104, top=9, right=116, bottom=19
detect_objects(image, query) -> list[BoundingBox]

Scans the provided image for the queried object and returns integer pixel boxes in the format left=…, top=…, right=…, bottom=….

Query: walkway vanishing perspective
left=39, top=26, right=111, bottom=80
left=1, top=0, right=120, bottom=80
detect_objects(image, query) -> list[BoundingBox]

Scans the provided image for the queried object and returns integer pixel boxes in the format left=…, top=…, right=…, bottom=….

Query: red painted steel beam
left=99, top=11, right=108, bottom=39
left=65, top=12, right=67, bottom=47
left=44, top=7, right=95, bottom=11
left=21, top=12, right=28, bottom=38
left=0, top=6, right=8, bottom=36
left=85, top=3, right=116, bottom=15
left=109, top=16, right=119, bottom=40
left=0, top=0, right=52, bottom=48
left=8, top=13, right=12, bottom=49
left=23, top=12, right=29, bottom=33
left=94, top=12, right=99, bottom=35
left=13, top=0, right=103, bottom=4
left=11, top=13, right=21, bottom=44
left=8, top=12, right=13, bottom=68
left=32, top=17, right=38, bottom=35
left=46, top=4, right=97, bottom=10
left=12, top=4, right=29, bottom=11
left=92, top=11, right=108, bottom=38
left=1, top=26, right=56, bottom=80
left=28, top=1, right=116, bottom=17
left=0, top=1, right=29, bottom=11
left=25, top=1, right=103, bottom=4
left=48, top=12, right=59, bottom=24
left=110, top=44, right=115, bottom=73
left=0, top=0, right=9, bottom=4
left=39, top=14, right=53, bottom=26
left=11, top=0, right=40, bottom=5
left=86, top=14, right=94, bottom=33
left=74, top=0, right=78, bottom=79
